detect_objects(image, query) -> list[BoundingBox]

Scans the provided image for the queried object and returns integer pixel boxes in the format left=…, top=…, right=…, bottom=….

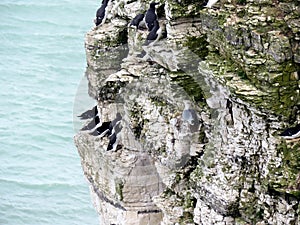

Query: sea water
left=0, top=0, right=100, bottom=224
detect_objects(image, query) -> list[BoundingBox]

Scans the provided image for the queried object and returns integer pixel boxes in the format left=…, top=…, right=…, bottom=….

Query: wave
left=0, top=177, right=80, bottom=189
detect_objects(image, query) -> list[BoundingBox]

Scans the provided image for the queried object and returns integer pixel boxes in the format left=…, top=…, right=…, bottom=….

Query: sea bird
left=130, top=13, right=145, bottom=29
left=78, top=105, right=98, bottom=120
left=107, top=133, right=117, bottom=151
left=280, top=124, right=300, bottom=140
left=81, top=115, right=100, bottom=131
left=146, top=20, right=161, bottom=41
left=96, top=121, right=112, bottom=137
left=144, top=2, right=159, bottom=31
left=92, top=112, right=121, bottom=135
left=95, top=0, right=109, bottom=26
left=106, top=123, right=122, bottom=151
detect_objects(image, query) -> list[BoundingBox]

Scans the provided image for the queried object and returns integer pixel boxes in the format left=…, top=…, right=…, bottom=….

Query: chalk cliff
left=74, top=0, right=300, bottom=224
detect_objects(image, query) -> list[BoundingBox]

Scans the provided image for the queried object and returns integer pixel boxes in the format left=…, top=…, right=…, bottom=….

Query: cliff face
left=74, top=0, right=300, bottom=224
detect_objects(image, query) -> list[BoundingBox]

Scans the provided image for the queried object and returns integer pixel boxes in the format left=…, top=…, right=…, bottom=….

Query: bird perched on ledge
left=81, top=115, right=100, bottom=131
left=95, top=0, right=109, bottom=26
left=107, top=122, right=122, bottom=151
left=146, top=20, right=161, bottom=44
left=144, top=2, right=159, bottom=31
left=129, top=13, right=145, bottom=29
left=280, top=124, right=300, bottom=140
left=78, top=105, right=98, bottom=120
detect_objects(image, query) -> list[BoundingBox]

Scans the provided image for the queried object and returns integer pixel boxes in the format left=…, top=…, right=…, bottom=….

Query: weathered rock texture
left=74, top=0, right=300, bottom=224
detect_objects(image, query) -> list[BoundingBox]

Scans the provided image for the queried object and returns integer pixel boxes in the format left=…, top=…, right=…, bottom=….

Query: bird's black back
left=145, top=3, right=158, bottom=31
left=96, top=121, right=111, bottom=136
left=280, top=124, right=300, bottom=136
left=130, top=14, right=144, bottom=27
left=78, top=105, right=98, bottom=120
left=107, top=133, right=116, bottom=151
left=81, top=115, right=100, bottom=131
left=147, top=20, right=160, bottom=40
left=95, top=0, right=109, bottom=26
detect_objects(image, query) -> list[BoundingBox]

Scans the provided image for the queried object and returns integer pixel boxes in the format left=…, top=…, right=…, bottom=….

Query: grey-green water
left=0, top=0, right=99, bottom=224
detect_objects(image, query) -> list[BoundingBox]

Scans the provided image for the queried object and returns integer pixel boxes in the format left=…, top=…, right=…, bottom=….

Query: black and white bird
left=95, top=121, right=112, bottom=137
left=146, top=20, right=161, bottom=44
left=130, top=13, right=145, bottom=29
left=81, top=115, right=100, bottom=131
left=107, top=133, right=117, bottom=151
left=101, top=113, right=122, bottom=137
left=89, top=112, right=122, bottom=136
left=107, top=122, right=122, bottom=151
left=78, top=105, right=98, bottom=120
left=95, top=0, right=109, bottom=26
left=144, top=2, right=159, bottom=31
left=280, top=124, right=300, bottom=140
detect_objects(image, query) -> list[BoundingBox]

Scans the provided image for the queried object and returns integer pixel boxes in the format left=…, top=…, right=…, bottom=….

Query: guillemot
left=144, top=2, right=159, bottom=31
left=280, top=124, right=300, bottom=140
left=106, top=115, right=122, bottom=151
left=130, top=13, right=145, bottom=29
left=81, top=115, right=100, bottom=131
left=147, top=20, right=160, bottom=40
left=78, top=105, right=98, bottom=120
left=93, top=113, right=122, bottom=137
left=95, top=0, right=109, bottom=26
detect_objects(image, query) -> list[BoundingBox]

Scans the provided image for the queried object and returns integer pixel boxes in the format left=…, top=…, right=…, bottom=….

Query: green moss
left=162, top=187, right=176, bottom=197
left=191, top=165, right=204, bottom=180
left=255, top=26, right=274, bottom=34
left=170, top=71, right=206, bottom=106
left=205, top=51, right=298, bottom=120
left=198, top=125, right=208, bottom=143
left=237, top=68, right=248, bottom=80
left=267, top=142, right=300, bottom=199
left=236, top=8, right=246, bottom=18
left=167, top=1, right=203, bottom=19
left=98, top=80, right=127, bottom=102
left=217, top=14, right=227, bottom=26
left=150, top=95, right=167, bottom=107
left=115, top=181, right=124, bottom=201
left=130, top=103, right=146, bottom=139
left=175, top=173, right=182, bottom=183
left=184, top=35, right=209, bottom=60
left=291, top=189, right=300, bottom=198
left=179, top=211, right=194, bottom=224
left=280, top=61, right=300, bottom=82
left=235, top=218, right=250, bottom=225
left=236, top=0, right=247, bottom=5
left=159, top=145, right=167, bottom=155
left=183, top=192, right=196, bottom=209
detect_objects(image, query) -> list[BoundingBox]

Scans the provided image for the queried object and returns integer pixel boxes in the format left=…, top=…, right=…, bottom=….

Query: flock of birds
left=94, top=0, right=220, bottom=44
left=89, top=0, right=300, bottom=145
left=79, top=106, right=122, bottom=151
left=78, top=102, right=300, bottom=154
left=95, top=0, right=163, bottom=43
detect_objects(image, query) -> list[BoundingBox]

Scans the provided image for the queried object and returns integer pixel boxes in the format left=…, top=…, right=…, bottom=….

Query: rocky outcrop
left=74, top=0, right=300, bottom=224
